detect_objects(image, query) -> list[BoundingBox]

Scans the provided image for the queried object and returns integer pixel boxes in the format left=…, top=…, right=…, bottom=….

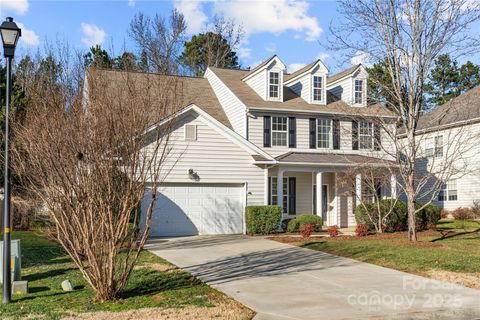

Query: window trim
left=312, top=75, right=323, bottom=102
left=271, top=176, right=289, bottom=214
left=358, top=121, right=374, bottom=150
left=438, top=179, right=457, bottom=202
left=425, top=135, right=443, bottom=158
left=354, top=79, right=364, bottom=104
left=268, top=71, right=280, bottom=99
left=184, top=124, right=197, bottom=141
left=271, top=116, right=289, bottom=147
left=316, top=118, right=332, bottom=149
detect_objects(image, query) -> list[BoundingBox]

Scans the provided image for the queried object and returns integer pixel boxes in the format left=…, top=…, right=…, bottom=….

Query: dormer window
left=354, top=79, right=363, bottom=104
left=313, top=76, right=323, bottom=101
left=269, top=72, right=280, bottom=98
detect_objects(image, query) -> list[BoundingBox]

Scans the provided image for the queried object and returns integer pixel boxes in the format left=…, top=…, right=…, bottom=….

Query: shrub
left=355, top=224, right=369, bottom=237
left=287, top=214, right=323, bottom=233
left=300, top=224, right=314, bottom=239
left=355, top=199, right=408, bottom=233
left=452, top=207, right=472, bottom=221
left=471, top=200, right=480, bottom=219
left=416, top=203, right=441, bottom=230
left=328, top=225, right=340, bottom=237
left=428, top=222, right=437, bottom=231
left=245, top=205, right=282, bottom=235
left=440, top=209, right=449, bottom=219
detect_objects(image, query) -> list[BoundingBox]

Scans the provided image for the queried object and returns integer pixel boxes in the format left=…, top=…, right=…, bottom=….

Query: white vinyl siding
left=327, top=77, right=352, bottom=104
left=288, top=75, right=310, bottom=103
left=425, top=136, right=443, bottom=157
left=205, top=68, right=247, bottom=137
left=147, top=112, right=265, bottom=205
left=245, top=69, right=267, bottom=100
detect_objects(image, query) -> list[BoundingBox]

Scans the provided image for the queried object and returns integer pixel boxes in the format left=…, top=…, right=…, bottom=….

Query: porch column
left=277, top=168, right=284, bottom=213
left=315, top=171, right=323, bottom=217
left=355, top=173, right=362, bottom=205
left=391, top=174, right=397, bottom=199
left=264, top=165, right=269, bottom=205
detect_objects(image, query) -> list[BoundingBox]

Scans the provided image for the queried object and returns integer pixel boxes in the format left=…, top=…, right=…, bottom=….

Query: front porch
left=262, top=153, right=397, bottom=228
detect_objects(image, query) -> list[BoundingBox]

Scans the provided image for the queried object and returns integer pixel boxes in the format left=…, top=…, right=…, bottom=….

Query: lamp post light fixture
left=0, top=16, right=21, bottom=304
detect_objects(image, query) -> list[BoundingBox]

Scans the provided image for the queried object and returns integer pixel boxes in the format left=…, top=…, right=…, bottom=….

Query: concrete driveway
left=146, top=235, right=480, bottom=320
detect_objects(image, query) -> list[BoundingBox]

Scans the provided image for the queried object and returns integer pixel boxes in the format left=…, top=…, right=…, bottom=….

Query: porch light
left=0, top=17, right=21, bottom=58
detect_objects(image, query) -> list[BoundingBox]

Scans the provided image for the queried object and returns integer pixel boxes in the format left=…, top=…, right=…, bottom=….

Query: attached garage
left=143, top=183, right=245, bottom=237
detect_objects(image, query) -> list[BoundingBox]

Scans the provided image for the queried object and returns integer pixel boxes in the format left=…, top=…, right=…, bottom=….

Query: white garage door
left=143, top=183, right=245, bottom=237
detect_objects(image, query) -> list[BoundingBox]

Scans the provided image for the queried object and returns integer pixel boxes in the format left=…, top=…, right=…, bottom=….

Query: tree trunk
left=406, top=175, right=417, bottom=242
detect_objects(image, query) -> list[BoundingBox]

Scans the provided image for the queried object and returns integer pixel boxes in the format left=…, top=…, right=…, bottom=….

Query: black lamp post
left=0, top=16, right=21, bottom=304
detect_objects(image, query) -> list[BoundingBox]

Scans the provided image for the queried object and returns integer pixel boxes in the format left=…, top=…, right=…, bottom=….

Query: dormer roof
left=327, top=64, right=363, bottom=85
left=284, top=59, right=329, bottom=84
left=242, top=55, right=286, bottom=81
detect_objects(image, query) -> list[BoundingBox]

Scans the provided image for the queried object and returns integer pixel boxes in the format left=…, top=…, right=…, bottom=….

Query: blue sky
left=1, top=0, right=479, bottom=74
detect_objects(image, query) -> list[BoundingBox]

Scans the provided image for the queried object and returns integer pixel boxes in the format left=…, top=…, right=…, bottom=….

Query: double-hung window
left=354, top=79, right=363, bottom=104
left=425, top=136, right=443, bottom=157
left=359, top=121, right=373, bottom=149
left=438, top=180, right=457, bottom=201
left=313, top=76, right=323, bottom=101
left=317, top=118, right=332, bottom=148
left=271, top=116, right=288, bottom=146
left=269, top=72, right=280, bottom=98
left=271, top=177, right=288, bottom=213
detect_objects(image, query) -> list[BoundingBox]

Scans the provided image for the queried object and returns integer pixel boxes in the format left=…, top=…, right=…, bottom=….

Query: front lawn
left=0, top=231, right=253, bottom=320
left=270, top=220, right=480, bottom=289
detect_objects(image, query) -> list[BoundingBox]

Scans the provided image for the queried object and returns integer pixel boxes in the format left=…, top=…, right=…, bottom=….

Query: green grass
left=436, top=219, right=480, bottom=231
left=300, top=221, right=480, bottom=275
left=0, top=231, right=221, bottom=320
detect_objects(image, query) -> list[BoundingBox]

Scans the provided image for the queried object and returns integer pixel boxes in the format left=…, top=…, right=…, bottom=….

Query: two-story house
left=97, top=55, right=398, bottom=237
left=408, top=86, right=480, bottom=211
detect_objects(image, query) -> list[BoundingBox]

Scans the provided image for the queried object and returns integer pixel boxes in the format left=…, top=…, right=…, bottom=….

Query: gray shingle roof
left=327, top=64, right=361, bottom=84
left=417, top=86, right=480, bottom=131
left=87, top=68, right=232, bottom=129
left=242, top=55, right=277, bottom=80
left=284, top=60, right=319, bottom=82
left=209, top=67, right=394, bottom=117
left=276, top=152, right=395, bottom=166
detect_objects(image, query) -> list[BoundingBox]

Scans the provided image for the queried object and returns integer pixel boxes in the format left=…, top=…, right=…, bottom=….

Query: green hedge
left=245, top=205, right=282, bottom=235
left=355, top=200, right=441, bottom=233
left=287, top=214, right=323, bottom=233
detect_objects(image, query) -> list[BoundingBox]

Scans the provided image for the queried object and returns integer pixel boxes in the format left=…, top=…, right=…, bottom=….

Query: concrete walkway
left=146, top=235, right=480, bottom=320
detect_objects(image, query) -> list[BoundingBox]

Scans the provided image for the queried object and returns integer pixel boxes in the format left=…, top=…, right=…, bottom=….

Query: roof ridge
left=88, top=67, right=205, bottom=80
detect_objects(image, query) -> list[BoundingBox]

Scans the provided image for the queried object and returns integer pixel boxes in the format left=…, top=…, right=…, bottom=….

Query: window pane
left=272, top=117, right=288, bottom=146
left=313, top=76, right=322, bottom=101
left=317, top=119, right=331, bottom=148
left=270, top=177, right=289, bottom=213
left=359, top=122, right=373, bottom=149
left=435, top=136, right=443, bottom=157
left=355, top=80, right=363, bottom=104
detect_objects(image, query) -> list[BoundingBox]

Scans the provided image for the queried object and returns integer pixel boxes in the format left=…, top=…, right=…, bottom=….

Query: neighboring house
left=97, top=55, right=398, bottom=237
left=410, top=87, right=480, bottom=211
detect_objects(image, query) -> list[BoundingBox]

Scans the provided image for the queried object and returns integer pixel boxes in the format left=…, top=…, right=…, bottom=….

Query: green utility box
left=0, top=239, right=22, bottom=283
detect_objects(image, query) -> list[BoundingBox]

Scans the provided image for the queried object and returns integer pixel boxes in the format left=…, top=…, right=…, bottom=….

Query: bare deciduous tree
left=331, top=0, right=480, bottom=241
left=13, top=52, right=182, bottom=301
left=129, top=9, right=187, bottom=75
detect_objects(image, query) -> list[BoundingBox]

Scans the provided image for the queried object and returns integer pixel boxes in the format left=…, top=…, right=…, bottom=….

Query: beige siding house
left=102, top=55, right=399, bottom=237
left=408, top=87, right=480, bottom=211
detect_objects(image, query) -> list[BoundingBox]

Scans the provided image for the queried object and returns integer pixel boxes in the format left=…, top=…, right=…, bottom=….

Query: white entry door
left=143, top=183, right=244, bottom=237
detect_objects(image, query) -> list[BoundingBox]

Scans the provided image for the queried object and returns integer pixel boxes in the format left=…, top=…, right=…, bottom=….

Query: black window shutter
left=309, top=118, right=316, bottom=149
left=333, top=119, right=340, bottom=150
left=263, top=116, right=271, bottom=147
left=268, top=176, right=272, bottom=205
left=288, top=177, right=296, bottom=215
left=374, top=123, right=381, bottom=151
left=352, top=120, right=359, bottom=150
left=288, top=117, right=296, bottom=148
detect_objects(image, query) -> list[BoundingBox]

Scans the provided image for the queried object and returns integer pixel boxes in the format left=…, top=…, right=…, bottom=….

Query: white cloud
left=237, top=47, right=252, bottom=60
left=81, top=23, right=107, bottom=47
left=214, top=0, right=322, bottom=41
left=17, top=22, right=39, bottom=46
left=265, top=43, right=277, bottom=53
left=351, top=51, right=371, bottom=66
left=0, top=0, right=29, bottom=15
left=288, top=63, right=306, bottom=73
left=317, top=52, right=330, bottom=62
left=128, top=0, right=135, bottom=7
left=174, top=0, right=208, bottom=34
